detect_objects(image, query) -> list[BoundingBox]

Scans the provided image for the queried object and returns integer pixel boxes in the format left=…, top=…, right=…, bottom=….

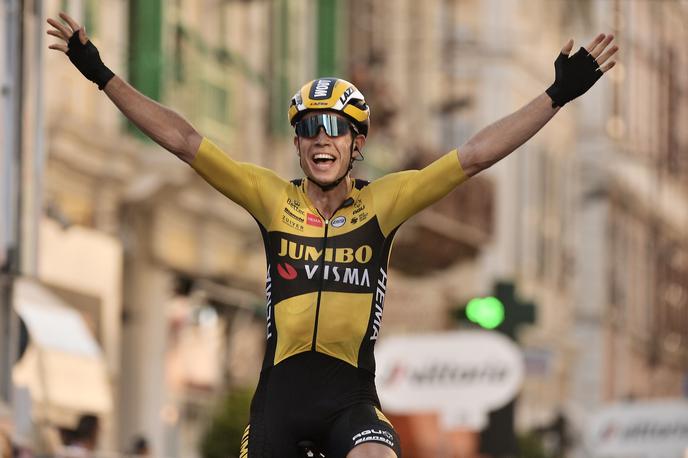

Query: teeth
left=314, top=154, right=335, bottom=160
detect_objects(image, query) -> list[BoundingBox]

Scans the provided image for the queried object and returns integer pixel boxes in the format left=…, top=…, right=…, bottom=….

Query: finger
left=596, top=45, right=618, bottom=66
left=590, top=34, right=614, bottom=59
left=46, top=29, right=68, bottom=42
left=78, top=27, right=88, bottom=44
left=47, top=17, right=72, bottom=39
left=600, top=61, right=616, bottom=73
left=584, top=33, right=606, bottom=54
left=561, top=38, right=574, bottom=56
left=48, top=43, right=69, bottom=53
left=58, top=12, right=82, bottom=33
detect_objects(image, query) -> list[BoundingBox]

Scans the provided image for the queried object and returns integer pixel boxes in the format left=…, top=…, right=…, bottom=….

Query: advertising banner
left=585, top=400, right=688, bottom=458
left=376, top=330, right=524, bottom=428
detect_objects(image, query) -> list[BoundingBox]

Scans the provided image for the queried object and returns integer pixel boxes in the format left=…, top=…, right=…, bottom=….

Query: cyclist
left=47, top=11, right=617, bottom=458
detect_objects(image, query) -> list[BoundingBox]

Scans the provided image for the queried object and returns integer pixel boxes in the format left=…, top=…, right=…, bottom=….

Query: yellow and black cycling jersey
left=191, top=138, right=468, bottom=375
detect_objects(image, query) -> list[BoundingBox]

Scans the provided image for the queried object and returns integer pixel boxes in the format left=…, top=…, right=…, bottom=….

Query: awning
left=11, top=277, right=112, bottom=427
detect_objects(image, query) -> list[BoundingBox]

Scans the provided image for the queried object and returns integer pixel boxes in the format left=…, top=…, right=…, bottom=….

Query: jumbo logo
left=310, top=78, right=335, bottom=100
left=278, top=239, right=373, bottom=264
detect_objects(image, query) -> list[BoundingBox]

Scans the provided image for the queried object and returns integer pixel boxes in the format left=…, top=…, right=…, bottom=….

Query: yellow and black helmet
left=288, top=78, right=370, bottom=136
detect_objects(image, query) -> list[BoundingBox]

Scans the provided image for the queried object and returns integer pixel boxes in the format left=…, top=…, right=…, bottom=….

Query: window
left=128, top=0, right=163, bottom=102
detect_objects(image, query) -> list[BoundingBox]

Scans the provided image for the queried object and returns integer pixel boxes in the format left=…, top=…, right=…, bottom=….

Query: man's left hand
left=546, top=33, right=619, bottom=108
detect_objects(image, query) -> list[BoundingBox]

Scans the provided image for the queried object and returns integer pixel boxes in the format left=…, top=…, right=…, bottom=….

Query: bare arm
left=47, top=12, right=201, bottom=163
left=103, top=77, right=202, bottom=163
left=458, top=34, right=618, bottom=177
left=458, top=93, right=558, bottom=177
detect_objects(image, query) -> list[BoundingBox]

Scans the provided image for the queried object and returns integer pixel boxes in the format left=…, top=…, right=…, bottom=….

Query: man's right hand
left=47, top=12, right=115, bottom=90
left=47, top=11, right=202, bottom=163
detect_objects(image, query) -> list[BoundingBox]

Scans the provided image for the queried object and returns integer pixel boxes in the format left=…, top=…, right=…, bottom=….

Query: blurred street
left=1, top=0, right=687, bottom=457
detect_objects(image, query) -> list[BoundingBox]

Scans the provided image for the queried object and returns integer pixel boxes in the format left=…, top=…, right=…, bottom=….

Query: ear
left=353, top=134, right=366, bottom=158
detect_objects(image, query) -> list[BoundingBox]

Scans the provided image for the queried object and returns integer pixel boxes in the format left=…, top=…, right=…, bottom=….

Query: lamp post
left=455, top=281, right=537, bottom=457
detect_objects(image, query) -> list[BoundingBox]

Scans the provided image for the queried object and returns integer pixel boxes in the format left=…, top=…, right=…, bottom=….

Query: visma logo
left=276, top=262, right=297, bottom=280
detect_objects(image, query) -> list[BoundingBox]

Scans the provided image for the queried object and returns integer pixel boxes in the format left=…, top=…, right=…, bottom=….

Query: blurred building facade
left=345, top=0, right=594, bottom=453
left=604, top=0, right=688, bottom=400
left=1, top=0, right=687, bottom=457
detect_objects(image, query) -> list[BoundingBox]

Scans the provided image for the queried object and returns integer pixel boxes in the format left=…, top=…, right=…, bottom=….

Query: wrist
left=94, top=63, right=115, bottom=90
left=545, top=83, right=566, bottom=108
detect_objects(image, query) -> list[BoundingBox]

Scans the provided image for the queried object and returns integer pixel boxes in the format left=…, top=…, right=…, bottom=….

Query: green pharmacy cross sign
left=465, top=296, right=505, bottom=329
left=457, top=281, right=537, bottom=340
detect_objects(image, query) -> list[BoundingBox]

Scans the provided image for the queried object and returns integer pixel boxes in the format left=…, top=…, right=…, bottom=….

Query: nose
left=314, top=127, right=330, bottom=143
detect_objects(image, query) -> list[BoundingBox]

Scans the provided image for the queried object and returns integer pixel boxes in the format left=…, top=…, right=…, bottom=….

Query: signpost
left=375, top=330, right=525, bottom=429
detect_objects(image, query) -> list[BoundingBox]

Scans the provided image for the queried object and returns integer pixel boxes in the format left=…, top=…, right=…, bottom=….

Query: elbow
left=180, top=130, right=202, bottom=163
left=161, top=128, right=201, bottom=163
left=458, top=141, right=491, bottom=177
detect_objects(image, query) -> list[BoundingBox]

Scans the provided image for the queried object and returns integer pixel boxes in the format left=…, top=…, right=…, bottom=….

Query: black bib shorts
left=240, top=352, right=401, bottom=458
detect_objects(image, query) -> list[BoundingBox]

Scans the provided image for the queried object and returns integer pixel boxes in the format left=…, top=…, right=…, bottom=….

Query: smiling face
left=294, top=112, right=366, bottom=188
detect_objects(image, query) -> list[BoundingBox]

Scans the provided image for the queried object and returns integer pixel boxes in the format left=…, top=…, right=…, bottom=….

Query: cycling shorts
left=240, top=352, right=401, bottom=458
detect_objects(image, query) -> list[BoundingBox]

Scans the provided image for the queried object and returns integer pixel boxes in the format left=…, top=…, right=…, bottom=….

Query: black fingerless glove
left=546, top=47, right=602, bottom=108
left=66, top=31, right=115, bottom=90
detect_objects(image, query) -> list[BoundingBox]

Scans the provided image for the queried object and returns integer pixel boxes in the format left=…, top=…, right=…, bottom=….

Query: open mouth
left=312, top=153, right=337, bottom=168
left=313, top=153, right=335, bottom=164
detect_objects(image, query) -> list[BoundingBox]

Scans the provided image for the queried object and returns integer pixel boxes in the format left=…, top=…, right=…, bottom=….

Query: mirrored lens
left=296, top=114, right=351, bottom=138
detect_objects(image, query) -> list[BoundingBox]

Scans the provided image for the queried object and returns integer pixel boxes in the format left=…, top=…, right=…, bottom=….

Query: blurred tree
left=517, top=431, right=550, bottom=458
left=200, top=386, right=253, bottom=458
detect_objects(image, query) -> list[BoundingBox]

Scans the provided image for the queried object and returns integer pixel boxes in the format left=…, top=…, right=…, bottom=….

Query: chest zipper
left=307, top=193, right=355, bottom=352
left=310, top=218, right=329, bottom=351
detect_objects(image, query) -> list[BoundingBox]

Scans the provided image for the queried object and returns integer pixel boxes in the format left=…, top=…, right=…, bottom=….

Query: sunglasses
left=295, top=113, right=357, bottom=138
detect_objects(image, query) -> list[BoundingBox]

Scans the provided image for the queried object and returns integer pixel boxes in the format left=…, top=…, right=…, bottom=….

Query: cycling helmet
left=288, top=78, right=370, bottom=137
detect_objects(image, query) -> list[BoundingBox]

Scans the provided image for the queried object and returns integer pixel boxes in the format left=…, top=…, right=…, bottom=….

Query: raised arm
left=458, top=34, right=618, bottom=177
left=103, top=77, right=202, bottom=163
left=47, top=12, right=202, bottom=163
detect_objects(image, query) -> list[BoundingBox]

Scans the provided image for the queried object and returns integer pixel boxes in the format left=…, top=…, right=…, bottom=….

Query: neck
left=305, top=176, right=352, bottom=220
